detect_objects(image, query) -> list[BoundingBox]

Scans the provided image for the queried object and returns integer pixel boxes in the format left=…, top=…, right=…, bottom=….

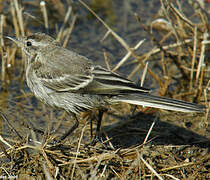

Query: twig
left=0, top=135, right=13, bottom=149
left=78, top=0, right=132, bottom=53
left=71, top=123, right=86, bottom=179
left=63, top=14, right=77, bottom=48
left=60, top=152, right=117, bottom=165
left=135, top=13, right=189, bottom=80
left=160, top=0, right=180, bottom=42
left=195, top=31, right=208, bottom=84
left=14, top=0, right=25, bottom=36
left=113, top=39, right=145, bottom=72
left=103, top=49, right=111, bottom=71
left=141, top=39, right=193, bottom=59
left=0, top=140, right=11, bottom=160
left=0, top=47, right=6, bottom=89
left=57, top=6, right=72, bottom=42
left=143, top=115, right=158, bottom=144
left=10, top=1, right=20, bottom=38
left=40, top=1, right=49, bottom=30
left=190, top=26, right=198, bottom=90
left=160, top=162, right=195, bottom=172
left=141, top=61, right=149, bottom=87
left=0, top=111, right=22, bottom=140
left=0, top=15, right=5, bottom=47
left=140, top=155, right=163, bottom=180
left=168, top=2, right=194, bottom=28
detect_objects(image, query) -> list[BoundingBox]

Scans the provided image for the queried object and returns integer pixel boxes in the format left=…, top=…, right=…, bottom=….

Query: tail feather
left=112, top=93, right=205, bottom=113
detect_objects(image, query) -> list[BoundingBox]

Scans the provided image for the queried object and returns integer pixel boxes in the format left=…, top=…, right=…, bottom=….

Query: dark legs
left=57, top=113, right=79, bottom=143
left=55, top=109, right=106, bottom=146
left=95, top=109, right=103, bottom=138
left=88, top=109, right=105, bottom=146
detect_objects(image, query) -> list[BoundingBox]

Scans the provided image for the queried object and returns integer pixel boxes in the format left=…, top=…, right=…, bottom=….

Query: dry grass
left=0, top=0, right=209, bottom=179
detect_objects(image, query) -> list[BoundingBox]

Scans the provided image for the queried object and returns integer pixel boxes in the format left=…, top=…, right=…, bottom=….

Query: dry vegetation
left=0, top=0, right=209, bottom=179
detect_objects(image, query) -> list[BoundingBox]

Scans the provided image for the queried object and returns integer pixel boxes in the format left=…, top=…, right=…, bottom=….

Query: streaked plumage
left=7, top=33, right=206, bottom=115
left=7, top=33, right=206, bottom=130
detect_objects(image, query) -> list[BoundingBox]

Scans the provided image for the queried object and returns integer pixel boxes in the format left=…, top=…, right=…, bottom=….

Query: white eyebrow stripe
left=29, top=40, right=48, bottom=47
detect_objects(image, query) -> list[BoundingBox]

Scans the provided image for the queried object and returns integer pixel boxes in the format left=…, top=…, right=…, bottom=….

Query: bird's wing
left=35, top=48, right=150, bottom=94
left=35, top=49, right=94, bottom=92
left=85, top=66, right=150, bottom=94
left=40, top=73, right=94, bottom=91
left=38, top=65, right=149, bottom=94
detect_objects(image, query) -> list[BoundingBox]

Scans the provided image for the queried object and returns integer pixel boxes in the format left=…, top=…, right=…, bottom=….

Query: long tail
left=111, top=93, right=206, bottom=113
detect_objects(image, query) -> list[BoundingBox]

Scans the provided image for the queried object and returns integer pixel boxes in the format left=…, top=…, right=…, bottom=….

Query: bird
left=7, top=32, right=206, bottom=143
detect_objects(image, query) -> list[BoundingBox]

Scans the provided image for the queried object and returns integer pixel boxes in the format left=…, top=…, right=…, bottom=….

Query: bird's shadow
left=101, top=111, right=209, bottom=149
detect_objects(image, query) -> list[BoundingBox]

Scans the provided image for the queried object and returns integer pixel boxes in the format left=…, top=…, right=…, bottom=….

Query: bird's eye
left=26, top=41, right=32, bottom=47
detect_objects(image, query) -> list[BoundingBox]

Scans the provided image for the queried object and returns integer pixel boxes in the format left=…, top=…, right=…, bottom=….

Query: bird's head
left=7, top=33, right=56, bottom=57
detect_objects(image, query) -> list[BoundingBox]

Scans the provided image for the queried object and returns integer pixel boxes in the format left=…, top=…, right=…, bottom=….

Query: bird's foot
left=85, top=134, right=112, bottom=150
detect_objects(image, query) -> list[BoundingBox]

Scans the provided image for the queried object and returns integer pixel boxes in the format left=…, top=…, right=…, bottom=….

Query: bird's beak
left=6, top=36, right=24, bottom=48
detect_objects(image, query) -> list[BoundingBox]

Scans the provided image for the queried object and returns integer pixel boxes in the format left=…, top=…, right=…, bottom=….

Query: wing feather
left=40, top=74, right=93, bottom=91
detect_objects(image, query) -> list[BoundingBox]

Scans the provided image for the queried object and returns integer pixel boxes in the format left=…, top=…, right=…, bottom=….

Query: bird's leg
left=95, top=109, right=104, bottom=138
left=90, top=113, right=93, bottom=138
left=57, top=113, right=79, bottom=143
left=88, top=108, right=106, bottom=146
